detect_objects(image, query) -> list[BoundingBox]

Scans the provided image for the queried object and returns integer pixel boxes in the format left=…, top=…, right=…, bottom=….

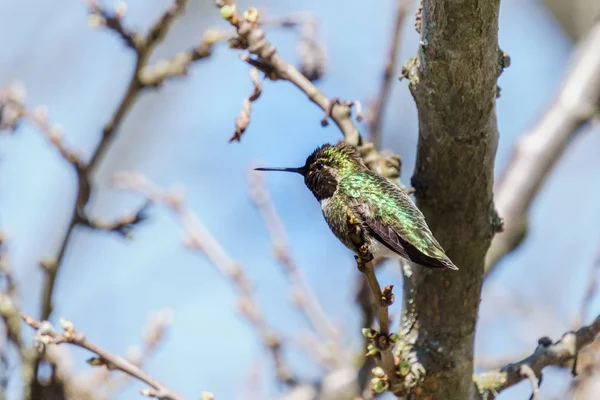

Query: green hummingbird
left=255, top=141, right=458, bottom=270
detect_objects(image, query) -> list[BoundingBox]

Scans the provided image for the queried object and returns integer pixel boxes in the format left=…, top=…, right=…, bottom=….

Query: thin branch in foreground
left=367, top=0, right=411, bottom=149
left=21, top=315, right=188, bottom=400
left=247, top=170, right=342, bottom=366
left=112, top=172, right=298, bottom=386
left=485, top=18, right=600, bottom=275
left=475, top=315, right=600, bottom=396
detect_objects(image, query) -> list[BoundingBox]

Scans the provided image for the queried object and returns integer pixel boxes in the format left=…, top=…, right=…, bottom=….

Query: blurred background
left=1, top=0, right=599, bottom=399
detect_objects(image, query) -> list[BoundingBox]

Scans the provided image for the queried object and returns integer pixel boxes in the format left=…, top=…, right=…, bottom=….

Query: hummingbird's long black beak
left=254, top=166, right=306, bottom=175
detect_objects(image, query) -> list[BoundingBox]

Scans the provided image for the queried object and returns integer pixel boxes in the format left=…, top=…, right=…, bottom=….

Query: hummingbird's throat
left=305, top=169, right=337, bottom=201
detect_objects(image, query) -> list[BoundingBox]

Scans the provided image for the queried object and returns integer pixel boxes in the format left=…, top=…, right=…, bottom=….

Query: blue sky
left=1, top=0, right=599, bottom=399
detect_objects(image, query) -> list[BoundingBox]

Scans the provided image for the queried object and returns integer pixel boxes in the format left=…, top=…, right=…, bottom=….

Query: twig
left=216, top=1, right=360, bottom=145
left=139, top=29, right=229, bottom=87
left=76, top=201, right=151, bottom=237
left=21, top=315, right=188, bottom=400
left=321, top=98, right=363, bottom=127
left=475, top=315, right=600, bottom=395
left=485, top=18, right=600, bottom=275
left=0, top=96, right=85, bottom=172
left=230, top=67, right=263, bottom=142
left=86, top=0, right=142, bottom=50
left=112, top=172, right=297, bottom=386
left=367, top=0, right=411, bottom=148
left=247, top=170, right=342, bottom=365
left=519, top=364, right=540, bottom=400
left=355, top=256, right=404, bottom=395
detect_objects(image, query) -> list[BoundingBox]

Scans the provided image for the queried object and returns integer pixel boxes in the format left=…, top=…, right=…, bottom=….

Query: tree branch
left=485, top=18, right=600, bottom=275
left=216, top=1, right=361, bottom=145
left=21, top=315, right=189, bottom=400
left=475, top=315, right=600, bottom=396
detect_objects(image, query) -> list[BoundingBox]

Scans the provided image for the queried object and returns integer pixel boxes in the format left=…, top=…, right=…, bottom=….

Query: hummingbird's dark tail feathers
left=403, top=241, right=459, bottom=270
left=412, top=254, right=458, bottom=270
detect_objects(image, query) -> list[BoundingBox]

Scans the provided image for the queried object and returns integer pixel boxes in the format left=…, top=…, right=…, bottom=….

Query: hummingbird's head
left=255, top=141, right=366, bottom=201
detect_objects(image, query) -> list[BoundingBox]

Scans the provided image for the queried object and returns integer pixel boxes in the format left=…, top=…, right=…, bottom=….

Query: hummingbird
left=255, top=141, right=458, bottom=271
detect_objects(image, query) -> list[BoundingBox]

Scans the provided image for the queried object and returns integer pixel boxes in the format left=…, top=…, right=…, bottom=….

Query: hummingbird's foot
left=354, top=248, right=374, bottom=272
left=354, top=255, right=367, bottom=272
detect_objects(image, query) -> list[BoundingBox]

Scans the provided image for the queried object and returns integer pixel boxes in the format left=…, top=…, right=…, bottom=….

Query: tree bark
left=402, top=1, right=501, bottom=398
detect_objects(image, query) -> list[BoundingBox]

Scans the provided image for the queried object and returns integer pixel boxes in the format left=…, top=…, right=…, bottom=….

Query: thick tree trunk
left=402, top=1, right=502, bottom=398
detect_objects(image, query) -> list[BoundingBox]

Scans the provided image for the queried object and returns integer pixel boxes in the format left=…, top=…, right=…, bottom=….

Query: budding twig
left=21, top=315, right=188, bottom=400
left=230, top=67, right=263, bottom=142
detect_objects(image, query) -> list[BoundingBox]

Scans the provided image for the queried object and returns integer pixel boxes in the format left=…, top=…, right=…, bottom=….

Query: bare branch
left=86, top=0, right=143, bottom=51
left=248, top=170, right=342, bottom=365
left=321, top=98, right=363, bottom=127
left=230, top=67, right=263, bottom=142
left=0, top=94, right=85, bottom=173
left=216, top=1, right=360, bottom=145
left=76, top=201, right=150, bottom=238
left=113, top=172, right=298, bottom=386
left=21, top=315, right=188, bottom=400
left=367, top=0, right=411, bottom=148
left=485, top=18, right=600, bottom=274
left=146, top=0, right=188, bottom=46
left=139, top=29, right=229, bottom=87
left=475, top=315, right=600, bottom=395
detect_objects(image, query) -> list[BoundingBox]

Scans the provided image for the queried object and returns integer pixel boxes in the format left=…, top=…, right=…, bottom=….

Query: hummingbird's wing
left=346, top=172, right=458, bottom=270
left=362, top=217, right=409, bottom=260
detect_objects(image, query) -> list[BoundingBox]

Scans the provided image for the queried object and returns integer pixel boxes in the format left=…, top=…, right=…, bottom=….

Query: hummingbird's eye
left=315, top=162, right=325, bottom=170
